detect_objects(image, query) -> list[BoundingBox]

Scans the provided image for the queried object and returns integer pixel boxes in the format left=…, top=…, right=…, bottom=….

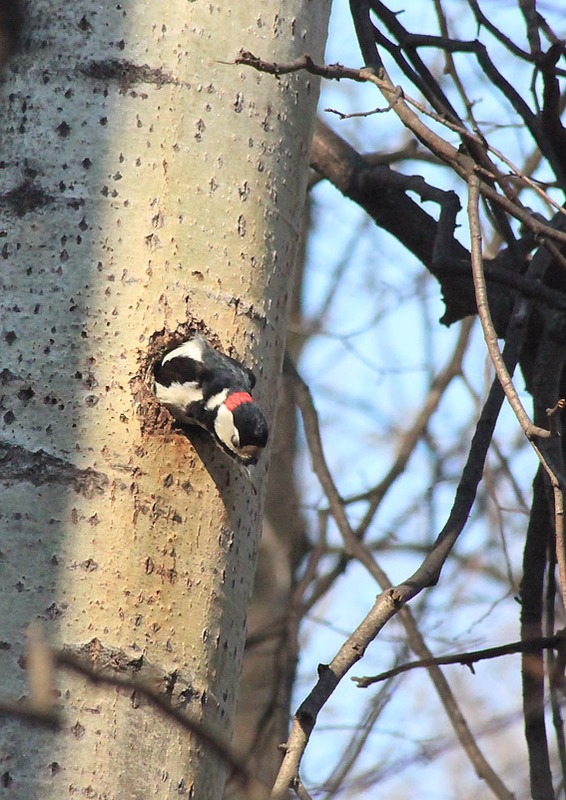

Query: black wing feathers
left=154, top=353, right=253, bottom=399
left=153, top=356, right=211, bottom=388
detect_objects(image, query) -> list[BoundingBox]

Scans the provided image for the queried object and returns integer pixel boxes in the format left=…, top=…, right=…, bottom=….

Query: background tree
left=0, top=2, right=330, bottom=799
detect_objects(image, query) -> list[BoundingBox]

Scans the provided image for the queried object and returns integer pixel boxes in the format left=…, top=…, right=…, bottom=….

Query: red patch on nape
left=224, top=392, right=254, bottom=412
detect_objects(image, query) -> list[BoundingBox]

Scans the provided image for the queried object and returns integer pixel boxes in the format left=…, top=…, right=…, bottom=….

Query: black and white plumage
left=154, top=336, right=268, bottom=465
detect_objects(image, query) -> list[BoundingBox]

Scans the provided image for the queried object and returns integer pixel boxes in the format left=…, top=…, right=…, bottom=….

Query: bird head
left=214, top=392, right=268, bottom=464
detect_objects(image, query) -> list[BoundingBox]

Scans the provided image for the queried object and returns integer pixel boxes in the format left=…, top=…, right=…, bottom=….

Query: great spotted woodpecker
left=154, top=336, right=268, bottom=465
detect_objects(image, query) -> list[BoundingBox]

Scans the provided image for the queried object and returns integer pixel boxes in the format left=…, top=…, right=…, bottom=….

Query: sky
left=290, top=2, right=566, bottom=797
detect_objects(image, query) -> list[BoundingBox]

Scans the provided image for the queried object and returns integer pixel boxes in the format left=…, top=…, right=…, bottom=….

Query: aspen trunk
left=0, top=2, right=330, bottom=798
left=228, top=210, right=310, bottom=796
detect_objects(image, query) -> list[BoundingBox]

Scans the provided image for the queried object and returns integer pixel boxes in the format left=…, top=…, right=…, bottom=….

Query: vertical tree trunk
left=0, top=2, right=330, bottom=798
left=227, top=206, right=310, bottom=796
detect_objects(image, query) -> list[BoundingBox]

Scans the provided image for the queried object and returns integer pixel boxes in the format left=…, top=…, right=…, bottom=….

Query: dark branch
left=354, top=632, right=566, bottom=687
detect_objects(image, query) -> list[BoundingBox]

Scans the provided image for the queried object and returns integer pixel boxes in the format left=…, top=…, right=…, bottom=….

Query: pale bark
left=0, top=2, right=330, bottom=799
left=227, top=206, right=310, bottom=797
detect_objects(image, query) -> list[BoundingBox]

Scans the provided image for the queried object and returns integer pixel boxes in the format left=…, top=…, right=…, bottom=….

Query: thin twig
left=55, top=650, right=262, bottom=791
left=325, top=85, right=402, bottom=119
left=362, top=562, right=515, bottom=798
left=285, top=356, right=382, bottom=578
left=276, top=358, right=516, bottom=800
left=292, top=777, right=314, bottom=800
left=270, top=588, right=402, bottom=800
left=237, top=50, right=566, bottom=246
left=354, top=632, right=566, bottom=687
left=2, top=642, right=266, bottom=794
left=0, top=698, right=59, bottom=728
left=467, top=173, right=550, bottom=440
left=348, top=317, right=473, bottom=515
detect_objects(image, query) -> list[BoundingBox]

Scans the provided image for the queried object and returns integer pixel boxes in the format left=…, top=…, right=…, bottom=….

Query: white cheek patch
left=155, top=381, right=202, bottom=423
left=162, top=339, right=204, bottom=365
left=214, top=404, right=239, bottom=452
left=206, top=388, right=229, bottom=411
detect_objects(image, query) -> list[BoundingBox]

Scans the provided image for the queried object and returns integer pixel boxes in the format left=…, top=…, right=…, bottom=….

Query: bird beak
left=238, top=445, right=261, bottom=464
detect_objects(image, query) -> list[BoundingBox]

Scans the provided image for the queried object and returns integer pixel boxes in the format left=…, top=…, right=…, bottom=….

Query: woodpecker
left=154, top=335, right=268, bottom=465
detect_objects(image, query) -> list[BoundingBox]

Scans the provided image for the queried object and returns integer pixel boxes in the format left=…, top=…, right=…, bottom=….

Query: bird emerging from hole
left=154, top=335, right=268, bottom=465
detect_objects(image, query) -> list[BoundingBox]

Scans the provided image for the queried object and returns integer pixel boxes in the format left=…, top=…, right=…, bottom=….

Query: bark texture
left=227, top=224, right=309, bottom=794
left=0, top=2, right=330, bottom=798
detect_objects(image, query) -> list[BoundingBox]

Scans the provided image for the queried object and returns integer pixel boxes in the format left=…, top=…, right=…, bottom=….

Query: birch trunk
left=0, top=2, right=330, bottom=798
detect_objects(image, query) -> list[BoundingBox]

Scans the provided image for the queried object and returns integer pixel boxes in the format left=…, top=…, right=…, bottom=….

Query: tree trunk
left=0, top=2, right=330, bottom=798
left=227, top=203, right=311, bottom=796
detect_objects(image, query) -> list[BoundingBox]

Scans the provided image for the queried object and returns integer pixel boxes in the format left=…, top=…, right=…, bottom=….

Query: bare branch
left=467, top=173, right=551, bottom=440
left=55, top=647, right=263, bottom=793
left=274, top=355, right=517, bottom=798
left=521, top=470, right=556, bottom=799
left=354, top=632, right=566, bottom=687
left=238, top=50, right=566, bottom=247
left=292, top=777, right=314, bottom=800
